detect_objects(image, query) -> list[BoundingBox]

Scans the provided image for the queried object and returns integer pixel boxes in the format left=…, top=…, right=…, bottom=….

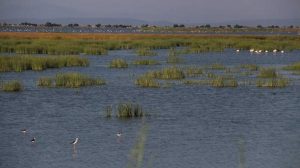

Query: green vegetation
left=104, top=105, right=113, bottom=118
left=209, top=63, right=226, bottom=70
left=257, top=68, right=278, bottom=78
left=37, top=77, right=52, bottom=87
left=135, top=76, right=160, bottom=88
left=256, top=78, right=289, bottom=88
left=1, top=80, right=22, bottom=92
left=109, top=58, right=128, bottom=68
left=211, top=76, right=238, bottom=88
left=167, top=48, right=183, bottom=64
left=0, top=55, right=89, bottom=72
left=37, top=73, right=105, bottom=88
left=136, top=48, right=157, bottom=56
left=1, top=33, right=300, bottom=56
left=145, top=66, right=185, bottom=80
left=283, top=62, right=300, bottom=71
left=240, top=64, right=259, bottom=71
left=133, top=59, right=160, bottom=65
left=184, top=66, right=203, bottom=77
left=116, top=103, right=145, bottom=118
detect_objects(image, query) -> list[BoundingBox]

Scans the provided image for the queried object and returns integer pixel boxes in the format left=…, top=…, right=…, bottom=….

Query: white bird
left=265, top=50, right=269, bottom=53
left=31, top=137, right=36, bottom=143
left=249, top=49, right=254, bottom=53
left=281, top=50, right=284, bottom=53
left=21, top=129, right=27, bottom=134
left=116, top=131, right=122, bottom=137
left=258, top=50, right=262, bottom=53
left=273, top=49, right=277, bottom=53
left=236, top=49, right=240, bottom=52
left=71, top=138, right=79, bottom=145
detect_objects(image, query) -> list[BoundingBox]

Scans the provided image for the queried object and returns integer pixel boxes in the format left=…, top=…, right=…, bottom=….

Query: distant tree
left=234, top=24, right=243, bottom=28
left=141, top=24, right=149, bottom=28
left=44, top=22, right=61, bottom=27
left=87, top=24, right=91, bottom=28
left=257, top=25, right=263, bottom=28
left=219, top=25, right=225, bottom=29
left=173, top=24, right=179, bottom=28
left=205, top=24, right=211, bottom=28
left=95, top=24, right=101, bottom=28
left=227, top=25, right=232, bottom=28
left=289, top=25, right=294, bottom=28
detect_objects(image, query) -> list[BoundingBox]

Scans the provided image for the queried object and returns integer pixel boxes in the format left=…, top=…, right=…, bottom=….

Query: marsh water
left=0, top=50, right=300, bottom=168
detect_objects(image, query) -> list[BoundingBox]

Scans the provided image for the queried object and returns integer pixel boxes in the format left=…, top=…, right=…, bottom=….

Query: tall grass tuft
left=37, top=73, right=105, bottom=88
left=184, top=66, right=203, bottom=77
left=37, top=77, right=53, bottom=87
left=116, top=103, right=145, bottom=118
left=240, top=64, right=259, bottom=71
left=256, top=78, right=289, bottom=88
left=283, top=62, right=300, bottom=71
left=136, top=48, right=157, bottom=56
left=257, top=68, right=278, bottom=78
left=0, top=55, right=89, bottom=72
left=145, top=66, right=185, bottom=80
left=55, top=73, right=105, bottom=88
left=109, top=58, right=128, bottom=68
left=1, top=80, right=22, bottom=92
left=133, top=59, right=160, bottom=65
left=211, top=76, right=238, bottom=88
left=135, top=76, right=160, bottom=88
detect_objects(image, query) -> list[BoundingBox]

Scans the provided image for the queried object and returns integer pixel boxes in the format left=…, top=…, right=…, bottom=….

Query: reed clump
left=116, top=103, right=145, bottom=118
left=1, top=80, right=22, bottom=92
left=145, top=67, right=185, bottom=80
left=240, top=64, right=259, bottom=71
left=211, top=76, right=238, bottom=88
left=0, top=55, right=89, bottom=72
left=209, top=63, right=226, bottom=70
left=109, top=58, right=128, bottom=68
left=136, top=48, right=157, bottom=56
left=135, top=76, right=160, bottom=88
left=257, top=68, right=278, bottom=78
left=37, top=77, right=52, bottom=87
left=184, top=66, right=203, bottom=77
left=256, top=78, right=289, bottom=88
left=133, top=59, right=160, bottom=65
left=37, top=73, right=105, bottom=88
left=283, top=62, right=300, bottom=71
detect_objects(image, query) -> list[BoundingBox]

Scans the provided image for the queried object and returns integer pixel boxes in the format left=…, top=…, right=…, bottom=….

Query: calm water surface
left=0, top=50, right=299, bottom=168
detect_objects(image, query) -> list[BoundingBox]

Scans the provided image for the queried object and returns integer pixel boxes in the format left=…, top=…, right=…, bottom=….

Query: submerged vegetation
left=0, top=55, right=89, bottom=72
left=37, top=72, right=105, bottom=88
left=1, top=80, right=23, bottom=92
left=135, top=76, right=160, bottom=88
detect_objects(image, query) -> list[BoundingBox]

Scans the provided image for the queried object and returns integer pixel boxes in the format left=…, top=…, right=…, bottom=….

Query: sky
left=0, top=0, right=299, bottom=24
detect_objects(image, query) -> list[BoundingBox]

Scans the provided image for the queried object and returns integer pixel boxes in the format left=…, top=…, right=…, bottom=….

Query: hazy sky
left=0, top=0, right=299, bottom=23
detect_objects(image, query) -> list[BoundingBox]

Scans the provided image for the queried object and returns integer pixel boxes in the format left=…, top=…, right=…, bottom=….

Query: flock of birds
left=236, top=48, right=285, bottom=54
left=21, top=129, right=122, bottom=146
